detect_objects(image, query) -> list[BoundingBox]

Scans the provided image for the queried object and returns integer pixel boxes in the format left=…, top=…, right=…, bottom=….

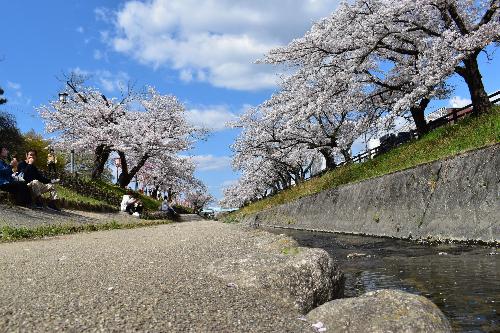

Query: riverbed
left=265, top=227, right=499, bottom=332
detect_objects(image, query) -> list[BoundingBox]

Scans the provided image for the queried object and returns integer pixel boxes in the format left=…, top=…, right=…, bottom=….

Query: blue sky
left=1, top=1, right=499, bottom=200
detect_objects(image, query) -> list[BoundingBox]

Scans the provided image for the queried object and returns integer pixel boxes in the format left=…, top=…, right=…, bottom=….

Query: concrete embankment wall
left=243, top=144, right=500, bottom=243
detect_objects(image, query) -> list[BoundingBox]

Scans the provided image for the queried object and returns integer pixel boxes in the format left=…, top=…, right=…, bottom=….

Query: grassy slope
left=53, top=178, right=160, bottom=212
left=55, top=185, right=116, bottom=209
left=234, top=107, right=500, bottom=218
left=91, top=180, right=160, bottom=211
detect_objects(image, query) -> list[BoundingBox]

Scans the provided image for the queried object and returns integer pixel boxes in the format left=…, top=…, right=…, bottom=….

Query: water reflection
left=265, top=228, right=499, bottom=333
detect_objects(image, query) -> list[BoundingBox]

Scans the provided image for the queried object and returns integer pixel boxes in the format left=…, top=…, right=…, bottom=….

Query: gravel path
left=0, top=204, right=157, bottom=228
left=0, top=219, right=315, bottom=332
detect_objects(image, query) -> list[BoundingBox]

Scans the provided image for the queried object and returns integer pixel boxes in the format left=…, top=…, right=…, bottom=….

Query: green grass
left=56, top=177, right=161, bottom=211
left=0, top=219, right=173, bottom=242
left=172, top=204, right=194, bottom=214
left=56, top=185, right=115, bottom=208
left=281, top=246, right=300, bottom=255
left=233, top=107, right=500, bottom=218
left=91, top=180, right=160, bottom=211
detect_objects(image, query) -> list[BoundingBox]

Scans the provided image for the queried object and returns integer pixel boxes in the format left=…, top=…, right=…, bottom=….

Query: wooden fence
left=337, top=91, right=500, bottom=168
left=307, top=90, right=500, bottom=180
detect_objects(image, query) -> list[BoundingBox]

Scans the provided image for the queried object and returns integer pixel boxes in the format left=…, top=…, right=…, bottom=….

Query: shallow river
left=264, top=228, right=499, bottom=332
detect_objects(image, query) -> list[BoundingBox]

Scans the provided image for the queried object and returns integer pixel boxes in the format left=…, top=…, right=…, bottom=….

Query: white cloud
left=97, top=70, right=129, bottom=92
left=191, top=155, right=232, bottom=171
left=106, top=0, right=340, bottom=90
left=76, top=26, right=85, bottom=34
left=72, top=67, right=90, bottom=77
left=179, top=69, right=193, bottom=82
left=3, top=81, right=32, bottom=106
left=93, top=49, right=103, bottom=60
left=95, top=7, right=113, bottom=23
left=7, top=81, right=21, bottom=90
left=449, top=96, right=471, bottom=108
left=71, top=68, right=129, bottom=93
left=100, top=30, right=110, bottom=43
left=186, top=105, right=238, bottom=131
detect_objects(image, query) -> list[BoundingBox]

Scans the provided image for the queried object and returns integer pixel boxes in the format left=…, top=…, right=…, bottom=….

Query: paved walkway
left=0, top=219, right=314, bottom=332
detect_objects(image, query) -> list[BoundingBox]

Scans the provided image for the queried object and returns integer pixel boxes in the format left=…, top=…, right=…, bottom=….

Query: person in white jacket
left=120, top=194, right=131, bottom=212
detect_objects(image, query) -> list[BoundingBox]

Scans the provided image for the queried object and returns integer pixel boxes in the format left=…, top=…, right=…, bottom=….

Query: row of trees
left=39, top=75, right=210, bottom=203
left=221, top=0, right=499, bottom=208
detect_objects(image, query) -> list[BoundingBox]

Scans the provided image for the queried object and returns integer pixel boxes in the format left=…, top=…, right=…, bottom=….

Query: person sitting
left=120, top=192, right=132, bottom=212
left=124, top=193, right=143, bottom=217
left=17, top=149, right=60, bottom=211
left=0, top=145, right=31, bottom=206
left=160, top=196, right=177, bottom=215
left=47, top=148, right=57, bottom=174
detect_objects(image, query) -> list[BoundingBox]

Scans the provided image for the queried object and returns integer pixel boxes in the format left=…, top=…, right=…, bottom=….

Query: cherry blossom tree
left=38, top=84, right=129, bottom=178
left=226, top=0, right=498, bottom=205
left=263, top=0, right=499, bottom=134
left=399, top=0, right=499, bottom=114
left=231, top=105, right=325, bottom=186
left=114, top=87, right=195, bottom=187
left=259, top=80, right=377, bottom=167
left=225, top=109, right=326, bottom=207
left=185, top=186, right=214, bottom=213
left=136, top=155, right=202, bottom=201
left=40, top=84, right=200, bottom=188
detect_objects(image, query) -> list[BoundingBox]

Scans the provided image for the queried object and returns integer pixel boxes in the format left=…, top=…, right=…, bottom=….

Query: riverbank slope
left=241, top=143, right=499, bottom=243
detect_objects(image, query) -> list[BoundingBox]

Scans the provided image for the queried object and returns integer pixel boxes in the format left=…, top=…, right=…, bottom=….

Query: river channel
left=264, top=227, right=498, bottom=332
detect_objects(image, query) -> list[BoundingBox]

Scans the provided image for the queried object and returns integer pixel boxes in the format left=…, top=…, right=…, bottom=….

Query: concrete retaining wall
left=242, top=144, right=500, bottom=243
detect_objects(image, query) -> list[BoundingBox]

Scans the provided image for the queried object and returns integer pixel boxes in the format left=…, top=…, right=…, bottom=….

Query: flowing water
left=265, top=228, right=499, bottom=332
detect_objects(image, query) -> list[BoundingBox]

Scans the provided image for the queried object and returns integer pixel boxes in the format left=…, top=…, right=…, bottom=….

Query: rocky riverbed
left=266, top=227, right=498, bottom=332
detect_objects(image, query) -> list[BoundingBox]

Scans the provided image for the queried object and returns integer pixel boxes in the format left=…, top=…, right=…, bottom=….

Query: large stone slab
left=207, top=232, right=344, bottom=313
left=307, top=289, right=452, bottom=333
left=243, top=144, right=500, bottom=243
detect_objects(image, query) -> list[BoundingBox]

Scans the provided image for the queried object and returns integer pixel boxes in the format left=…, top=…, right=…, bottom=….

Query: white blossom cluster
left=39, top=85, right=203, bottom=192
left=136, top=154, right=201, bottom=198
left=184, top=187, right=215, bottom=213
left=222, top=0, right=498, bottom=207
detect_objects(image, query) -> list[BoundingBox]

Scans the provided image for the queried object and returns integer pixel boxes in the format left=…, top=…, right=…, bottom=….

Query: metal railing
left=338, top=91, right=500, bottom=167
left=307, top=90, right=500, bottom=179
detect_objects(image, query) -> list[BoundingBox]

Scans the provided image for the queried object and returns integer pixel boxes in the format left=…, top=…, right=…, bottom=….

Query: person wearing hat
left=0, top=145, right=31, bottom=206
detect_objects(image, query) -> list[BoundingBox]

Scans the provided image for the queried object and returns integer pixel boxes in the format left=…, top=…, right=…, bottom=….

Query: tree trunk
left=320, top=148, right=336, bottom=169
left=340, top=148, right=351, bottom=163
left=167, top=188, right=176, bottom=203
left=91, top=145, right=111, bottom=179
left=293, top=170, right=302, bottom=185
left=410, top=97, right=430, bottom=136
left=117, top=151, right=150, bottom=188
left=458, top=55, right=492, bottom=115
